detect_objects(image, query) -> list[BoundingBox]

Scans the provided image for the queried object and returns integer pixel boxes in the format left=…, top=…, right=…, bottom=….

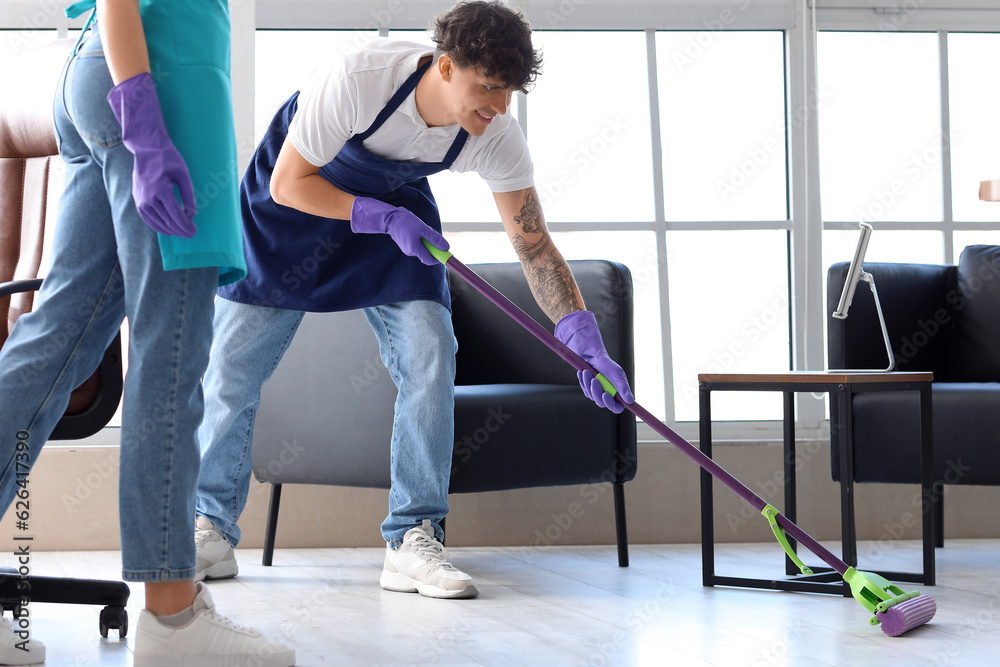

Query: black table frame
left=699, top=374, right=936, bottom=596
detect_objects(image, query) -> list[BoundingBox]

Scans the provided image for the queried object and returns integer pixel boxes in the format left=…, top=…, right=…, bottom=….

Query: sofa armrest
left=0, top=278, right=44, bottom=298
left=827, top=261, right=956, bottom=377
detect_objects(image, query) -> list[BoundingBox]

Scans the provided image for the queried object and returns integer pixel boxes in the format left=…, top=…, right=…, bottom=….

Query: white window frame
left=5, top=1, right=1000, bottom=447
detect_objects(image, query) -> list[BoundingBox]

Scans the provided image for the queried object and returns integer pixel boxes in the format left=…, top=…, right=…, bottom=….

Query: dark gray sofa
left=827, top=244, right=1000, bottom=541
left=250, top=260, right=637, bottom=565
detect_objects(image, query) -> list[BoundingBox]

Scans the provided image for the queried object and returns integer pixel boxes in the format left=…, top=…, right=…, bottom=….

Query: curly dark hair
left=431, top=1, right=542, bottom=92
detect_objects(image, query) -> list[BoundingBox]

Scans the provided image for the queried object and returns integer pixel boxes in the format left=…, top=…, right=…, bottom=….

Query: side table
left=699, top=371, right=936, bottom=595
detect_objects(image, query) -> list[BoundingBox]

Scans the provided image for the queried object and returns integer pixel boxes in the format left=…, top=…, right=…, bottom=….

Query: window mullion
left=938, top=29, right=956, bottom=264
left=789, top=0, right=827, bottom=430
left=646, top=29, right=676, bottom=426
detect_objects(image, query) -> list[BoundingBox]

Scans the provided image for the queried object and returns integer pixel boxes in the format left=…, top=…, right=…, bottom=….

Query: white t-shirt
left=287, top=38, right=534, bottom=194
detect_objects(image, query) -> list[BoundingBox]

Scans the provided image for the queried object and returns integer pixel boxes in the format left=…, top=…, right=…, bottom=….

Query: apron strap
left=441, top=128, right=469, bottom=168
left=65, top=0, right=96, bottom=20
left=355, top=59, right=433, bottom=142
left=66, top=4, right=97, bottom=57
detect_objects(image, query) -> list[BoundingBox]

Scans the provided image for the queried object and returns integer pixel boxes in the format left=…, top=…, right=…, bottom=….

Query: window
left=656, top=31, right=787, bottom=223
left=4, top=2, right=1000, bottom=445
left=668, top=230, right=789, bottom=422
left=447, top=230, right=666, bottom=419
left=549, top=231, right=665, bottom=420
left=948, top=33, right=1000, bottom=224
left=254, top=30, right=377, bottom=143
left=817, top=32, right=950, bottom=380
left=823, top=229, right=944, bottom=269
left=240, top=10, right=1000, bottom=436
left=527, top=31, right=654, bottom=224
left=818, top=32, right=943, bottom=225
left=656, top=31, right=789, bottom=421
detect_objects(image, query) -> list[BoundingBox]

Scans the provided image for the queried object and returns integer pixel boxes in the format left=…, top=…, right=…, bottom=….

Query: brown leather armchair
left=0, top=38, right=128, bottom=638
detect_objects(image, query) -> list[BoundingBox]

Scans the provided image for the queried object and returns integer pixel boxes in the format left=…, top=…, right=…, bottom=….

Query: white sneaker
left=195, top=516, right=239, bottom=582
left=380, top=520, right=479, bottom=599
left=134, top=581, right=295, bottom=667
left=0, top=616, right=44, bottom=665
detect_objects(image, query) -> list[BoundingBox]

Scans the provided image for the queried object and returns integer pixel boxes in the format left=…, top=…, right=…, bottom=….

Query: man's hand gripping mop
left=423, top=239, right=936, bottom=637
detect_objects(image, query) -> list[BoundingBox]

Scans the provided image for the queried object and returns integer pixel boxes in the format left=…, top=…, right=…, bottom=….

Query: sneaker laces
left=194, top=520, right=223, bottom=548
left=194, top=529, right=210, bottom=548
left=407, top=531, right=460, bottom=571
left=202, top=608, right=260, bottom=637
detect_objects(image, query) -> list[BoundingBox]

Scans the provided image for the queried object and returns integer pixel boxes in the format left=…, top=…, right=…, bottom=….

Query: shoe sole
left=195, top=559, right=239, bottom=582
left=379, top=570, right=479, bottom=599
left=0, top=648, right=45, bottom=665
left=133, top=650, right=295, bottom=667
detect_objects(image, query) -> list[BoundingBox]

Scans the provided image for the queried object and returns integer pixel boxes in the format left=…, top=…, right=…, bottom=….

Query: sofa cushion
left=450, top=383, right=632, bottom=493
left=950, top=245, right=1000, bottom=381
left=834, top=383, right=1000, bottom=485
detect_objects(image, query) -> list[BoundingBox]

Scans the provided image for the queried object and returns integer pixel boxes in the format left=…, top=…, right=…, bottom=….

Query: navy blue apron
left=219, top=59, right=468, bottom=312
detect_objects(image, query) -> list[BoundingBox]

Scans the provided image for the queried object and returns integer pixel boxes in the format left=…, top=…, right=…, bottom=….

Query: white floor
left=13, top=539, right=1000, bottom=666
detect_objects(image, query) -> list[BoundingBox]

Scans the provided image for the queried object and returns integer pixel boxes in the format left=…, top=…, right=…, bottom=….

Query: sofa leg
left=613, top=482, right=629, bottom=567
left=262, top=484, right=282, bottom=566
left=934, top=483, right=944, bottom=548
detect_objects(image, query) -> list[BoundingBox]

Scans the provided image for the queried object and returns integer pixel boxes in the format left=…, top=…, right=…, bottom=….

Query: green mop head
left=844, top=568, right=936, bottom=636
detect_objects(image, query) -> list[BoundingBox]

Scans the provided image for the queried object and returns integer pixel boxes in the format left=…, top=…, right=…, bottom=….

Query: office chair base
left=0, top=567, right=130, bottom=637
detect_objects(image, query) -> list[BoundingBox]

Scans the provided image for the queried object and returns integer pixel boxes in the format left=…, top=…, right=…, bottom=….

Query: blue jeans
left=0, top=31, right=218, bottom=582
left=195, top=297, right=456, bottom=547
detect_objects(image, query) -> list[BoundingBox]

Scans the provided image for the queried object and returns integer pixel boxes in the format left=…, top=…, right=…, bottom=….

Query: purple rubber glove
left=350, top=196, right=448, bottom=266
left=555, top=310, right=634, bottom=414
left=107, top=72, right=197, bottom=238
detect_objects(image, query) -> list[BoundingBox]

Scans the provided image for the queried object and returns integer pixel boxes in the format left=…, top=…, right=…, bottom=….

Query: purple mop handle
left=444, top=254, right=850, bottom=577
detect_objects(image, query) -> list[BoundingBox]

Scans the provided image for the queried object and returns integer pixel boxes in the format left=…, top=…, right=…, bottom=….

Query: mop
left=423, top=240, right=936, bottom=637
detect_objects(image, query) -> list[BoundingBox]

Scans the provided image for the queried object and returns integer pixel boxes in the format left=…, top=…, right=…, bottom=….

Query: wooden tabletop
left=698, top=370, right=933, bottom=384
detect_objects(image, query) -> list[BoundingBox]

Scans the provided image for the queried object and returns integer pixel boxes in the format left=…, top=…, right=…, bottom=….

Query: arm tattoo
left=513, top=190, right=543, bottom=234
left=512, top=233, right=584, bottom=322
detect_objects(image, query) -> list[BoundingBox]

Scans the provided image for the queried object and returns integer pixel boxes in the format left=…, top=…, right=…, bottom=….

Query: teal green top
left=66, top=0, right=246, bottom=285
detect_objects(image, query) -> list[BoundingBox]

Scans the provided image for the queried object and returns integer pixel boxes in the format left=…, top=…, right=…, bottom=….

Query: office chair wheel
left=99, top=605, right=128, bottom=638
